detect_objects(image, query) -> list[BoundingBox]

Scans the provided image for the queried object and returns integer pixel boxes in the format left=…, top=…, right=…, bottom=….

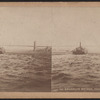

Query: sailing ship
left=72, top=42, right=87, bottom=55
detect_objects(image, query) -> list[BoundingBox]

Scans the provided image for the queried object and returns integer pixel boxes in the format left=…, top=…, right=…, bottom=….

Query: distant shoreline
left=52, top=52, right=100, bottom=55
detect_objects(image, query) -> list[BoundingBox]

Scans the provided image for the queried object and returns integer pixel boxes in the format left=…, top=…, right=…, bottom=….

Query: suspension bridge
left=0, top=41, right=51, bottom=54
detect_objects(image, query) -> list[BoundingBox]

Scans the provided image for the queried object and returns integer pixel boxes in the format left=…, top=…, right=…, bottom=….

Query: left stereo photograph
left=0, top=7, right=52, bottom=92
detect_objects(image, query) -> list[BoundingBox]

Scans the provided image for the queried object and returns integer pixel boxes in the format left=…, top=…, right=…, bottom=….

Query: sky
left=0, top=7, right=100, bottom=52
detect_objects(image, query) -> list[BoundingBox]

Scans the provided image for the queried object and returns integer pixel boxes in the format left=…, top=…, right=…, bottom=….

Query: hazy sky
left=0, top=7, right=100, bottom=52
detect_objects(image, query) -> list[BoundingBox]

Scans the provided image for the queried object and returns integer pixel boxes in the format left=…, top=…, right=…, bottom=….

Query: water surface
left=0, top=53, right=51, bottom=92
left=52, top=53, right=100, bottom=92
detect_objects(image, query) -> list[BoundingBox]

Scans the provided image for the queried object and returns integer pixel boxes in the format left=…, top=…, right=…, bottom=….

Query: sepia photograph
left=1, top=2, right=100, bottom=99
left=52, top=7, right=100, bottom=92
left=0, top=7, right=51, bottom=92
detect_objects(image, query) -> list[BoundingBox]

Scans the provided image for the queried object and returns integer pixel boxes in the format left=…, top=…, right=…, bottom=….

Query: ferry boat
left=72, top=42, right=87, bottom=55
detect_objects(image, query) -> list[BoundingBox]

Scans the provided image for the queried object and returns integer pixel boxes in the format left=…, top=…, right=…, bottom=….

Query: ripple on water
left=0, top=54, right=51, bottom=92
left=52, top=54, right=100, bottom=91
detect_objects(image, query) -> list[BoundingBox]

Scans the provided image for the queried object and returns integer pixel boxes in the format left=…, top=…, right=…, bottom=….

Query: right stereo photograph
left=51, top=7, right=100, bottom=92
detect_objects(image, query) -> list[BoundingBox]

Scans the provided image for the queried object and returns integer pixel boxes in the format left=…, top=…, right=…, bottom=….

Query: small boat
left=72, top=42, right=87, bottom=55
left=0, top=47, right=5, bottom=54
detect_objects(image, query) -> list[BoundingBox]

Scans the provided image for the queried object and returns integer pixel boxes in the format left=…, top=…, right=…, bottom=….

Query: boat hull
left=72, top=51, right=86, bottom=55
left=72, top=48, right=87, bottom=55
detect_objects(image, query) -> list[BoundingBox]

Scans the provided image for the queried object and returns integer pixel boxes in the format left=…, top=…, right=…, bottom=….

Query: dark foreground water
left=0, top=53, right=51, bottom=92
left=52, top=53, right=100, bottom=92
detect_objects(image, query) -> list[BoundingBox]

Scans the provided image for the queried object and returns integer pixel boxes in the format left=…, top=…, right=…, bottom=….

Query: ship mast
left=33, top=41, right=36, bottom=51
left=80, top=42, right=81, bottom=48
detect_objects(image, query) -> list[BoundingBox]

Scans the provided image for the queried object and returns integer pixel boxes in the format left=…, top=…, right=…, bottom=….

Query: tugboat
left=72, top=42, right=87, bottom=55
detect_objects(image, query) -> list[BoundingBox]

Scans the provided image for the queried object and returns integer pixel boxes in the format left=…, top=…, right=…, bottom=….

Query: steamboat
left=72, top=42, right=87, bottom=55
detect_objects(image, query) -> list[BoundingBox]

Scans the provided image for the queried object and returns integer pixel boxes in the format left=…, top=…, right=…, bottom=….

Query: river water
left=52, top=53, right=100, bottom=92
left=0, top=53, right=51, bottom=92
